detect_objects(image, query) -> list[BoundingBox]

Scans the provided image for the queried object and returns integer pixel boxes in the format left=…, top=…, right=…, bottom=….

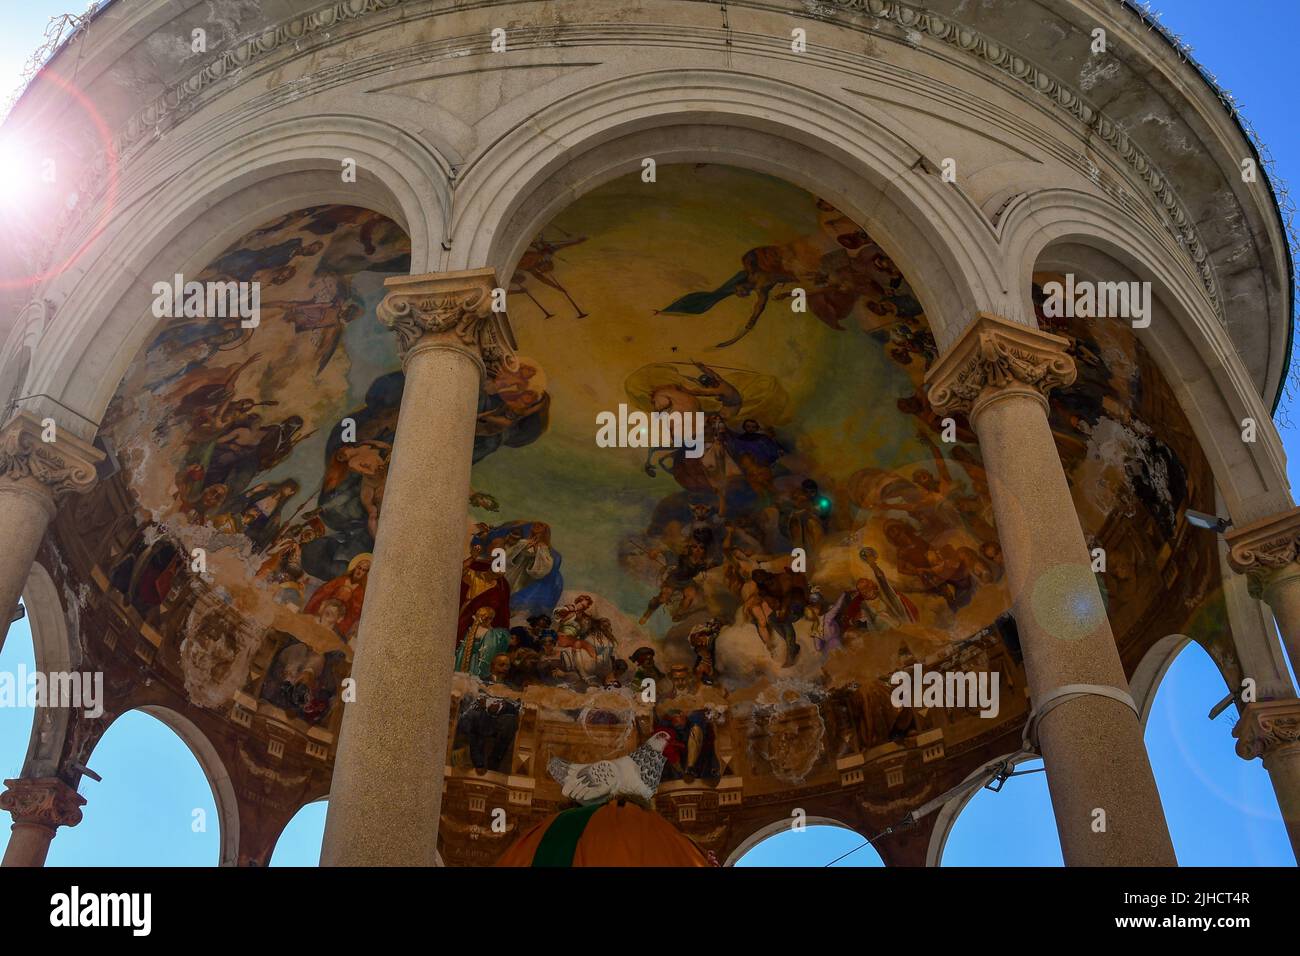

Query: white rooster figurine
left=547, top=731, right=671, bottom=805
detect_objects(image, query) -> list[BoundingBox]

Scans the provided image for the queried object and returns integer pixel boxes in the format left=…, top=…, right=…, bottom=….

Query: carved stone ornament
left=0, top=412, right=103, bottom=502
left=1233, top=699, right=1300, bottom=761
left=1225, top=508, right=1300, bottom=587
left=0, top=777, right=86, bottom=830
left=925, top=312, right=1077, bottom=421
left=376, top=268, right=518, bottom=376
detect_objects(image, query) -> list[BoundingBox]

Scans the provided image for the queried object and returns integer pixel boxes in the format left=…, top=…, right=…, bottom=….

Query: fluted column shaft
left=927, top=313, right=1176, bottom=865
left=320, top=268, right=515, bottom=866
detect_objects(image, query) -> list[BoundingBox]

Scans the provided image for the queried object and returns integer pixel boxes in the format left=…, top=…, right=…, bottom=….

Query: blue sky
left=1, top=0, right=1298, bottom=867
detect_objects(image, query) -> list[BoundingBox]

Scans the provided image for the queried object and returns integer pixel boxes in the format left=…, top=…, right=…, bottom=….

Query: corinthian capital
left=376, top=268, right=518, bottom=377
left=925, top=313, right=1076, bottom=422
left=1233, top=699, right=1300, bottom=761
left=1224, top=507, right=1300, bottom=583
left=0, top=412, right=103, bottom=508
left=0, top=777, right=86, bottom=831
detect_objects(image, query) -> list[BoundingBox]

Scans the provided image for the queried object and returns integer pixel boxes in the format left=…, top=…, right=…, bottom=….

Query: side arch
left=23, top=114, right=446, bottom=438
left=269, top=795, right=445, bottom=866
left=724, top=815, right=860, bottom=867
left=1000, top=188, right=1292, bottom=525
left=16, top=563, right=75, bottom=780
left=1130, top=634, right=1194, bottom=729
left=924, top=750, right=1040, bottom=867
left=131, top=706, right=241, bottom=867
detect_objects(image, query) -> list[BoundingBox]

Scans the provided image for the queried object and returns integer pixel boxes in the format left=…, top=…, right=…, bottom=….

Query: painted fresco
left=461, top=166, right=1009, bottom=790
left=453, top=165, right=1219, bottom=797
left=99, top=205, right=550, bottom=729
left=91, top=169, right=1224, bottom=848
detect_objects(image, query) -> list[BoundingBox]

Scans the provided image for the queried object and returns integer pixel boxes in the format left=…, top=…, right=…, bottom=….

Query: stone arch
left=20, top=563, right=70, bottom=673
left=924, top=750, right=1040, bottom=867
left=724, top=815, right=863, bottom=867
left=446, top=69, right=1000, bottom=348
left=269, top=795, right=444, bottom=866
left=0, top=298, right=55, bottom=424
left=0, top=345, right=30, bottom=421
left=129, top=705, right=241, bottom=867
left=267, top=795, right=329, bottom=867
left=14, top=563, right=75, bottom=780
left=1000, top=188, right=1291, bottom=525
left=24, top=114, right=446, bottom=438
left=1130, top=633, right=1194, bottom=729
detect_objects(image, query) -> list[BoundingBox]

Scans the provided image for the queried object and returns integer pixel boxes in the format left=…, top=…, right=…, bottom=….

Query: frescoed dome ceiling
left=48, top=166, right=1230, bottom=865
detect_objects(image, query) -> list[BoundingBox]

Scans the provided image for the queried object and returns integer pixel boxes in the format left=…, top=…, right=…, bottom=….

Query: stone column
left=320, top=268, right=515, bottom=867
left=1225, top=507, right=1300, bottom=681
left=1234, top=699, right=1300, bottom=860
left=0, top=777, right=85, bottom=867
left=0, top=413, right=102, bottom=654
left=926, top=312, right=1176, bottom=866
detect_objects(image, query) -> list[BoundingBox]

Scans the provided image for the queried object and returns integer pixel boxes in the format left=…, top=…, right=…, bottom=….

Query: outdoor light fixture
left=1185, top=509, right=1233, bottom=534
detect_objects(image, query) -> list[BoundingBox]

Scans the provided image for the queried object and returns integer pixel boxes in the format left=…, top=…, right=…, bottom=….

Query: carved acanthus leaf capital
left=0, top=412, right=103, bottom=503
left=0, top=777, right=86, bottom=830
left=1233, top=699, right=1300, bottom=761
left=1224, top=507, right=1300, bottom=585
left=376, top=269, right=518, bottom=377
left=925, top=313, right=1076, bottom=421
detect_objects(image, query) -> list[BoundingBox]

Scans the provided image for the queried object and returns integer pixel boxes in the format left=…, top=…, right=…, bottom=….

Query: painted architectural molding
left=377, top=269, right=518, bottom=376
left=925, top=312, right=1077, bottom=422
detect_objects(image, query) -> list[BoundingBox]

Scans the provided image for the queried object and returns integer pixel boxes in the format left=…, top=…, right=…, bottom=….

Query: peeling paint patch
left=202, top=0, right=264, bottom=48
left=1079, top=56, right=1120, bottom=91
left=800, top=0, right=837, bottom=18
left=1140, top=112, right=1196, bottom=154
left=1042, top=21, right=1068, bottom=43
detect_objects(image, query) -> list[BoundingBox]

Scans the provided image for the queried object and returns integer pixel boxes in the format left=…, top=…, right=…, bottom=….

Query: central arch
left=448, top=70, right=998, bottom=347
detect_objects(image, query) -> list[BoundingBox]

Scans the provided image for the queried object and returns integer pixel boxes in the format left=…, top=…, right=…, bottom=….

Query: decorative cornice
left=1233, top=699, right=1300, bottom=762
left=925, top=312, right=1077, bottom=423
left=0, top=412, right=103, bottom=506
left=376, top=269, right=518, bottom=377
left=28, top=0, right=1220, bottom=319
left=0, top=777, right=86, bottom=831
left=826, top=0, right=1220, bottom=318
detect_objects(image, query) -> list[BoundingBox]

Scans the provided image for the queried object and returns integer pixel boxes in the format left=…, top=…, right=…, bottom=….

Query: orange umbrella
left=497, top=799, right=714, bottom=867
